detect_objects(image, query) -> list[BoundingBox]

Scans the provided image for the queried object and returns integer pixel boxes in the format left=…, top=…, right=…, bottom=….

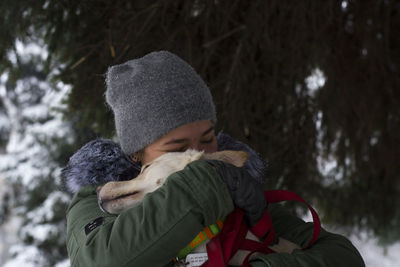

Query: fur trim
left=62, top=139, right=140, bottom=193
left=62, top=133, right=267, bottom=193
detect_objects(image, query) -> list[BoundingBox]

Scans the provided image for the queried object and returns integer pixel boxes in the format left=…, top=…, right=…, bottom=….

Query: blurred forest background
left=0, top=0, right=399, bottom=266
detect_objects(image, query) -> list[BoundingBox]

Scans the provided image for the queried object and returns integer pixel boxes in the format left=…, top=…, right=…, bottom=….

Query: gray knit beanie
left=105, top=51, right=217, bottom=155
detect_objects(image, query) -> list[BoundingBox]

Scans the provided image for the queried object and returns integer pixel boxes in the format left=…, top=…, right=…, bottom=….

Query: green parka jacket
left=66, top=161, right=365, bottom=267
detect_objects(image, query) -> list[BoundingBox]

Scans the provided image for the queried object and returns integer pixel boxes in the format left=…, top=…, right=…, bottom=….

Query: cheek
left=201, top=139, right=218, bottom=153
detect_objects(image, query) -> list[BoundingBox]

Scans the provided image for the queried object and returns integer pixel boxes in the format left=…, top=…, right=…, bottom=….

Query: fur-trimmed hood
left=62, top=132, right=267, bottom=194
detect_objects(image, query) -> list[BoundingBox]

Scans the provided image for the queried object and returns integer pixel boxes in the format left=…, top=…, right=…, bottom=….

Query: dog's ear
left=201, top=150, right=249, bottom=167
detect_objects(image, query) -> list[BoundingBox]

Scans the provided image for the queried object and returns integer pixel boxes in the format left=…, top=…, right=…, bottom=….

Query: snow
left=26, top=191, right=71, bottom=224
left=301, top=211, right=400, bottom=267
left=314, top=107, right=344, bottom=184
left=0, top=215, right=22, bottom=265
left=0, top=72, right=8, bottom=83
left=0, top=113, right=10, bottom=130
left=349, top=232, right=400, bottom=267
left=54, top=259, right=71, bottom=267
left=341, top=1, right=348, bottom=10
left=21, top=223, right=59, bottom=243
left=3, top=245, right=48, bottom=267
left=15, top=39, right=49, bottom=62
left=21, top=105, right=49, bottom=121
left=305, top=67, right=326, bottom=95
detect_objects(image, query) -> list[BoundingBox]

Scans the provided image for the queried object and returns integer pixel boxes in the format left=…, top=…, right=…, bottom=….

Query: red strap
left=249, top=206, right=275, bottom=239
left=263, top=190, right=321, bottom=249
left=240, top=211, right=277, bottom=267
left=203, top=235, right=224, bottom=267
left=222, top=208, right=247, bottom=261
left=202, top=208, right=246, bottom=266
left=202, top=190, right=321, bottom=267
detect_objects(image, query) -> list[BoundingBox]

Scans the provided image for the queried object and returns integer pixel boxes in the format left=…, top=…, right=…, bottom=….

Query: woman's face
left=139, top=120, right=217, bottom=165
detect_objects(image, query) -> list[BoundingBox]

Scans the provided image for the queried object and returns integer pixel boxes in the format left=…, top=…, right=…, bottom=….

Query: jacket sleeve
left=249, top=203, right=365, bottom=267
left=66, top=161, right=234, bottom=267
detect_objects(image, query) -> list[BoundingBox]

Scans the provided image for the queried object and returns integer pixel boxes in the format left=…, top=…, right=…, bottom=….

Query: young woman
left=65, top=51, right=364, bottom=266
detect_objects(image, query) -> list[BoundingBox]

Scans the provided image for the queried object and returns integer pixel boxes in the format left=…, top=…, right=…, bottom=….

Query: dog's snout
left=98, top=199, right=110, bottom=214
left=96, top=186, right=108, bottom=214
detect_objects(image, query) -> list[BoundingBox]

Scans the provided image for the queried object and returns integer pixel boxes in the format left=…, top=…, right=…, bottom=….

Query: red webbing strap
left=242, top=190, right=322, bottom=267
left=202, top=208, right=246, bottom=267
left=263, top=190, right=321, bottom=248
left=202, top=190, right=321, bottom=267
left=204, top=235, right=224, bottom=267
left=225, top=214, right=248, bottom=263
left=249, top=205, right=275, bottom=239
left=240, top=208, right=276, bottom=267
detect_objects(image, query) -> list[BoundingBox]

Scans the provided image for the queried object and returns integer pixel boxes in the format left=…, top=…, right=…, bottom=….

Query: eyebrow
left=162, top=126, right=214, bottom=146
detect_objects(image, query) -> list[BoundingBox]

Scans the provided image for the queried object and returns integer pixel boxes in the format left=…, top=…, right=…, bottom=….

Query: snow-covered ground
left=302, top=209, right=400, bottom=267
left=348, top=232, right=400, bottom=267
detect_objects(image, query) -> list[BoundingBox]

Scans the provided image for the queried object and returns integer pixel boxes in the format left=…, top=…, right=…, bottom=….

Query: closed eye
left=166, top=147, right=187, bottom=153
left=201, top=137, right=214, bottom=144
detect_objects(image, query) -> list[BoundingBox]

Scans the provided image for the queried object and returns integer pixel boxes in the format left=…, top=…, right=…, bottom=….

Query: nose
left=188, top=139, right=217, bottom=153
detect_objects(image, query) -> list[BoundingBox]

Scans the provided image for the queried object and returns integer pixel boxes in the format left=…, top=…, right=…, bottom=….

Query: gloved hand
left=206, top=160, right=267, bottom=228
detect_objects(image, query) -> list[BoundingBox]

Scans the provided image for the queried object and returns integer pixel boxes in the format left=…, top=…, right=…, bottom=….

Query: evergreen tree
left=0, top=39, right=73, bottom=267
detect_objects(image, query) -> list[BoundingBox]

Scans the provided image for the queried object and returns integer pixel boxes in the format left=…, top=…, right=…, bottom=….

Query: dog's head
left=97, top=149, right=248, bottom=214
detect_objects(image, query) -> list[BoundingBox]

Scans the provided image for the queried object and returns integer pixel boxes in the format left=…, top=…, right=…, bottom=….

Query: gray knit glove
left=206, top=160, right=267, bottom=228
